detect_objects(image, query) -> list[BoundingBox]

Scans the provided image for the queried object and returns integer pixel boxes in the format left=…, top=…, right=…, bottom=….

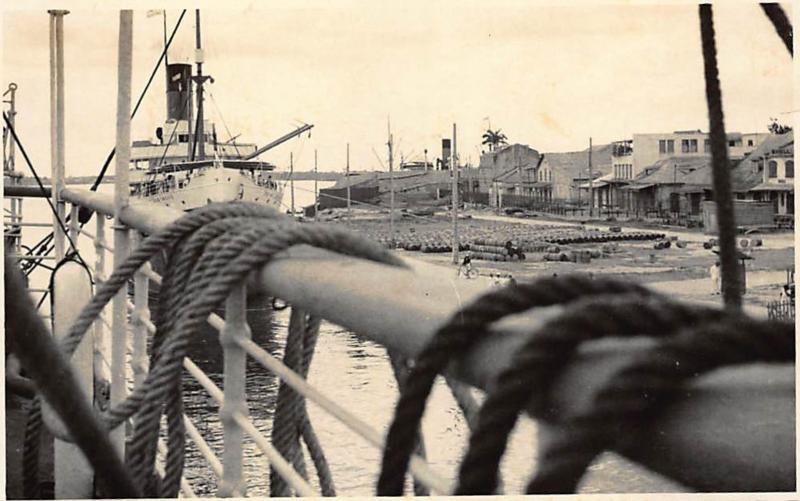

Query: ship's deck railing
left=1, top=185, right=780, bottom=496
left=54, top=187, right=457, bottom=496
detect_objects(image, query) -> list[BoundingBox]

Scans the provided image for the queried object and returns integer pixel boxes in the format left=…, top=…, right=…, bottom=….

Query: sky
left=1, top=1, right=794, bottom=176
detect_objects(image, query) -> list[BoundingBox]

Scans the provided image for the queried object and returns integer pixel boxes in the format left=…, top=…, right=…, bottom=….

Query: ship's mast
left=192, top=9, right=211, bottom=161
left=3, top=83, right=17, bottom=175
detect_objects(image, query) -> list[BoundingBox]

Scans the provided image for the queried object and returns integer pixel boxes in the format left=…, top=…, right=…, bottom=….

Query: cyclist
left=458, top=252, right=474, bottom=277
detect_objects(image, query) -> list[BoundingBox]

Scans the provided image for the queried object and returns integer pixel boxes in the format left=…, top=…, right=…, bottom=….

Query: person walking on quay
left=710, top=260, right=721, bottom=295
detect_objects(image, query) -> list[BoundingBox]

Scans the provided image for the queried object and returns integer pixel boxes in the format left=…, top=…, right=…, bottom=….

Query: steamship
left=129, top=12, right=311, bottom=212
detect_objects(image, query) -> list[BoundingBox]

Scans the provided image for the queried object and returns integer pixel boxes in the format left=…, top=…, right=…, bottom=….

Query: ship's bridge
left=130, top=118, right=258, bottom=170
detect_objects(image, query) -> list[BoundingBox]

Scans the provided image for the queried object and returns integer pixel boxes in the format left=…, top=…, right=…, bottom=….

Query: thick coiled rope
left=376, top=275, right=792, bottom=495
left=454, top=293, right=791, bottom=494
left=23, top=202, right=406, bottom=497
left=269, top=308, right=335, bottom=497
left=377, top=275, right=660, bottom=494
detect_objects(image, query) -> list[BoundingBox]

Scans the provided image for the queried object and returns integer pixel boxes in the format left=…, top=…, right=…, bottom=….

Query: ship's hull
left=132, top=166, right=283, bottom=212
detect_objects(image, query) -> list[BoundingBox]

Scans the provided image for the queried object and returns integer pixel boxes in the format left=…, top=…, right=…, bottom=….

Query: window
left=768, top=160, right=778, bottom=178
left=178, top=134, right=189, bottom=143
left=704, top=139, right=711, bottom=153
left=659, top=139, right=675, bottom=154
left=682, top=139, right=698, bottom=153
left=747, top=139, right=754, bottom=147
left=786, top=161, right=794, bottom=178
left=728, top=140, right=735, bottom=147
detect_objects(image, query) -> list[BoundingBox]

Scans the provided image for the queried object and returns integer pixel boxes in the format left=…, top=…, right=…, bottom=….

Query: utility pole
left=452, top=123, right=459, bottom=265
left=314, top=149, right=318, bottom=221
left=588, top=136, right=593, bottom=217
left=290, top=152, right=295, bottom=215
left=388, top=120, right=395, bottom=246
left=346, top=143, right=351, bottom=216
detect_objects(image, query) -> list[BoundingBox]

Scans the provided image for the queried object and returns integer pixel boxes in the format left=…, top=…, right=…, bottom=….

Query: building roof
left=579, top=172, right=615, bottom=188
left=540, top=143, right=613, bottom=180
left=749, top=182, right=794, bottom=192
left=730, top=131, right=794, bottom=192
left=478, top=143, right=541, bottom=170
left=631, top=155, right=711, bottom=186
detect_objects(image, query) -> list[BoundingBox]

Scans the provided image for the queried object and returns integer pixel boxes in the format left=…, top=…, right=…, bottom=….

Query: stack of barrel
left=470, top=239, right=526, bottom=261
left=542, top=230, right=665, bottom=245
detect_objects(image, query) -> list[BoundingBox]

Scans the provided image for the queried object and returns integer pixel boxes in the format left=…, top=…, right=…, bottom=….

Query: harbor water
left=6, top=181, right=684, bottom=495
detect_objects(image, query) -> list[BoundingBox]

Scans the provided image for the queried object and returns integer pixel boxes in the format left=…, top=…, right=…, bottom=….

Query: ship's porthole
left=227, top=177, right=231, bottom=181
left=181, top=201, right=186, bottom=205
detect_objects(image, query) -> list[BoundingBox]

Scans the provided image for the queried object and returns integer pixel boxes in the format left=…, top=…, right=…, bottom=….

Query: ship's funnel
left=166, top=63, right=193, bottom=121
left=441, top=139, right=451, bottom=170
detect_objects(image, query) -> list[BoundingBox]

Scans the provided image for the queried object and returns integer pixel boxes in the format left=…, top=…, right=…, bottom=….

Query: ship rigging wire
left=2, top=112, right=87, bottom=268
left=12, top=10, right=188, bottom=276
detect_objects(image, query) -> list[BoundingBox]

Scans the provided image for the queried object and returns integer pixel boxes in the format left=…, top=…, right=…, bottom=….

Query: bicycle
left=457, top=263, right=479, bottom=279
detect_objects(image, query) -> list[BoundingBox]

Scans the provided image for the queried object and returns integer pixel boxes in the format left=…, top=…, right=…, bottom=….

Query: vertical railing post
left=48, top=9, right=68, bottom=261
left=68, top=203, right=79, bottom=244
left=9, top=193, right=21, bottom=254
left=93, top=214, right=111, bottom=407
left=219, top=285, right=250, bottom=497
left=110, top=10, right=133, bottom=456
left=131, top=232, right=150, bottom=388
left=49, top=260, right=94, bottom=497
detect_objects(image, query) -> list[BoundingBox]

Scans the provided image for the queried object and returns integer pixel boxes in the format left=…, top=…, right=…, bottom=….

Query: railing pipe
left=131, top=232, right=150, bottom=388
left=183, top=358, right=316, bottom=496
left=93, top=214, right=110, bottom=390
left=109, top=10, right=133, bottom=457
left=184, top=415, right=224, bottom=480
left=219, top=285, right=249, bottom=497
left=3, top=185, right=53, bottom=197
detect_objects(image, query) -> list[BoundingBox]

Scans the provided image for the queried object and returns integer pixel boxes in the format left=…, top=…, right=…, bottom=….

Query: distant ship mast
left=191, top=9, right=212, bottom=161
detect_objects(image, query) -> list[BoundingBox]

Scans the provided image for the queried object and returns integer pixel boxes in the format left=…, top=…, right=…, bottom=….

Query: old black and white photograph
left=2, top=1, right=796, bottom=498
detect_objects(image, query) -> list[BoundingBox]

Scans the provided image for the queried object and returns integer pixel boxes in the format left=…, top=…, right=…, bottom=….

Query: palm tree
left=482, top=129, right=508, bottom=152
